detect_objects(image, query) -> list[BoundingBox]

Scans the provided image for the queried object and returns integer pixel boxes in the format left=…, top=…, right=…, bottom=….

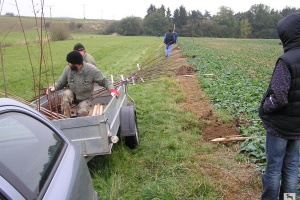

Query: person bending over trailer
left=47, top=50, right=119, bottom=117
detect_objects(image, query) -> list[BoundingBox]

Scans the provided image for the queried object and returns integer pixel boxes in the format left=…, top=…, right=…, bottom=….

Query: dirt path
left=171, top=47, right=262, bottom=199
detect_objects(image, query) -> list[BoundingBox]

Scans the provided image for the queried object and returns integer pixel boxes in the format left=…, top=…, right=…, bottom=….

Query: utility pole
left=47, top=5, right=53, bottom=18
left=0, top=0, right=2, bottom=16
left=82, top=4, right=86, bottom=19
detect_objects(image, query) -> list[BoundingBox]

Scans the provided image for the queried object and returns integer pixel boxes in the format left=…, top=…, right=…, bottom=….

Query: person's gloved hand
left=110, top=89, right=120, bottom=98
left=46, top=86, right=55, bottom=94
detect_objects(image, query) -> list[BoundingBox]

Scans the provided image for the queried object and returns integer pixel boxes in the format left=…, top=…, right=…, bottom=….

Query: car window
left=0, top=192, right=8, bottom=200
left=0, top=112, right=65, bottom=200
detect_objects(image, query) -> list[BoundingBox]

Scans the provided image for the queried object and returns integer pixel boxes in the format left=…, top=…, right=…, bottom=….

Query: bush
left=68, top=21, right=83, bottom=32
left=49, top=22, right=71, bottom=41
left=104, top=21, right=120, bottom=35
left=5, top=12, right=15, bottom=17
left=117, top=16, right=144, bottom=36
left=44, top=21, right=51, bottom=28
left=76, top=23, right=83, bottom=30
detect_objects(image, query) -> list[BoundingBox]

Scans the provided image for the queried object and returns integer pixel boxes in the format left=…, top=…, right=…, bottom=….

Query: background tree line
left=104, top=4, right=300, bottom=39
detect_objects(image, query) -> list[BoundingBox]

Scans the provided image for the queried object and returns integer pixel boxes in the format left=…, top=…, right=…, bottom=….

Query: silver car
left=0, top=98, right=98, bottom=200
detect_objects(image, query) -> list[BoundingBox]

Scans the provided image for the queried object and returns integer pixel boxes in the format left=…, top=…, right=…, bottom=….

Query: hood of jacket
left=276, top=12, right=300, bottom=52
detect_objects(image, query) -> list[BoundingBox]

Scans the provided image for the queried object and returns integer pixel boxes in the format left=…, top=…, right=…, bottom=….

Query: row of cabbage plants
left=180, top=37, right=283, bottom=169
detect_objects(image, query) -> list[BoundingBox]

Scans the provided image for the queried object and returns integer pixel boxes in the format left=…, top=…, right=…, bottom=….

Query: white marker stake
left=111, top=75, right=114, bottom=84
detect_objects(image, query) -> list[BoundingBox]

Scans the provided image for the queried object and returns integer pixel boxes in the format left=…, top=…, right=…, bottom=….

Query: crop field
left=179, top=37, right=282, bottom=167
left=1, top=32, right=284, bottom=198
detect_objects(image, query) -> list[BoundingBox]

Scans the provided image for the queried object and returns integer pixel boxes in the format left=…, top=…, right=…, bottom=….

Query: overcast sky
left=1, top=0, right=300, bottom=20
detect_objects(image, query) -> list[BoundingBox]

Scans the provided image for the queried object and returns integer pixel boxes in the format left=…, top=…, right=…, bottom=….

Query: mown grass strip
left=88, top=78, right=221, bottom=199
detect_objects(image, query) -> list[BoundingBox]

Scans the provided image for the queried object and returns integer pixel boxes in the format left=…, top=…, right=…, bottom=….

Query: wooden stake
left=88, top=107, right=93, bottom=116
left=92, top=105, right=98, bottom=116
left=99, top=105, right=103, bottom=115
left=96, top=103, right=100, bottom=115
left=211, top=136, right=256, bottom=143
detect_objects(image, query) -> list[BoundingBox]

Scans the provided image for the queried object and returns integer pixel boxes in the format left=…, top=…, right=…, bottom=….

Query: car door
left=0, top=106, right=67, bottom=200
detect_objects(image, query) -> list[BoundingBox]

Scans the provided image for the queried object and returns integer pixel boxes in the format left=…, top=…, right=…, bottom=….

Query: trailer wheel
left=120, top=105, right=139, bottom=149
left=124, top=123, right=139, bottom=149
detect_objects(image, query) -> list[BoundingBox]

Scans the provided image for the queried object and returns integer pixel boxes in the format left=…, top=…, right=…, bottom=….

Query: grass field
left=1, top=32, right=285, bottom=198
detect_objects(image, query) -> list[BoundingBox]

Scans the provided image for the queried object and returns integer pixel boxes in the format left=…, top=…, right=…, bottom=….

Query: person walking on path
left=47, top=51, right=119, bottom=117
left=258, top=12, right=300, bottom=200
left=163, top=28, right=176, bottom=58
left=173, top=31, right=178, bottom=44
left=73, top=43, right=97, bottom=66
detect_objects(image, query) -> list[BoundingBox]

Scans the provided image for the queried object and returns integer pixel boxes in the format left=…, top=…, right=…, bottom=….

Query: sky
left=1, top=0, right=300, bottom=20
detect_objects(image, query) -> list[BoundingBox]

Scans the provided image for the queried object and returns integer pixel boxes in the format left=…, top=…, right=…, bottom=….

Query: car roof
left=0, top=98, right=26, bottom=107
left=0, top=98, right=36, bottom=112
left=0, top=98, right=47, bottom=119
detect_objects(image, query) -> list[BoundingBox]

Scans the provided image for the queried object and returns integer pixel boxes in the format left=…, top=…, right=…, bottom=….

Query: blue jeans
left=261, top=132, right=300, bottom=200
left=165, top=44, right=172, bottom=57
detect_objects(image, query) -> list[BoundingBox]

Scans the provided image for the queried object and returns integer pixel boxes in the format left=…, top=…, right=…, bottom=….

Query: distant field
left=0, top=16, right=37, bottom=32
left=0, top=16, right=111, bottom=45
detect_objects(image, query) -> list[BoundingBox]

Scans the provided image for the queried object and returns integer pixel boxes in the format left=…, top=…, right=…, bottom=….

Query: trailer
left=31, top=82, right=139, bottom=162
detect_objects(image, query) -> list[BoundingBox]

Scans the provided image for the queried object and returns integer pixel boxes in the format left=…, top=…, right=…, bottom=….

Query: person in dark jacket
left=173, top=31, right=178, bottom=44
left=258, top=12, right=300, bottom=200
left=163, top=28, right=175, bottom=58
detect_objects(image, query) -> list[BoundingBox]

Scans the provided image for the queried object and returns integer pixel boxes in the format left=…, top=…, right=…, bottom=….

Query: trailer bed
left=32, top=84, right=139, bottom=161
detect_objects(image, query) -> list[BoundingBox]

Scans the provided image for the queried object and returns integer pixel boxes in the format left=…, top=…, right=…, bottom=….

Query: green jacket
left=83, top=52, right=96, bottom=66
left=54, top=62, right=114, bottom=101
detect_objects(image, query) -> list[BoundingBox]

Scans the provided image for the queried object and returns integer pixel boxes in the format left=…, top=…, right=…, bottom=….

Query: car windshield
left=0, top=112, right=65, bottom=199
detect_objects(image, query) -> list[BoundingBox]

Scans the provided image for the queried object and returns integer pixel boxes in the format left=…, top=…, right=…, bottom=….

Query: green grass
left=0, top=16, right=49, bottom=45
left=0, top=29, right=42, bottom=46
left=88, top=78, right=220, bottom=199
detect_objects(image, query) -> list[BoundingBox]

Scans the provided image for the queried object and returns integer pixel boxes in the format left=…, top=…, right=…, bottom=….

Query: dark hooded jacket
left=259, top=12, right=300, bottom=136
left=164, top=31, right=175, bottom=45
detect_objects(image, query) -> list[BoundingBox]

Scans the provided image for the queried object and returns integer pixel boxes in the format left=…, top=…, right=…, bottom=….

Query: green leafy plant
left=180, top=37, right=282, bottom=169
